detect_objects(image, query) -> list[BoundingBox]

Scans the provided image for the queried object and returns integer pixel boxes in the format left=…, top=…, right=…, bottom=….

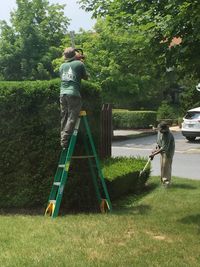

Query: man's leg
left=61, top=95, right=81, bottom=148
left=161, top=153, right=172, bottom=184
left=60, top=94, right=69, bottom=148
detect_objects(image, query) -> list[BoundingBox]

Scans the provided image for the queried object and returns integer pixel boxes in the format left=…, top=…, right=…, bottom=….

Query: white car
left=181, top=107, right=200, bottom=141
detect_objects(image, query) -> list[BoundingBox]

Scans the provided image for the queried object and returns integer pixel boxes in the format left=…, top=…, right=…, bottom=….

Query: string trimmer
left=139, top=157, right=151, bottom=177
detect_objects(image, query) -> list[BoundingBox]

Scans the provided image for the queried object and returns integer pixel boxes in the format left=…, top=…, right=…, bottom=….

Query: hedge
left=0, top=81, right=151, bottom=212
left=103, top=157, right=150, bottom=200
left=113, top=109, right=157, bottom=129
left=0, top=79, right=101, bottom=209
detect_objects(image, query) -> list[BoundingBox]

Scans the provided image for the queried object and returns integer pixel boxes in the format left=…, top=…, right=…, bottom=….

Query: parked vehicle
left=181, top=107, right=200, bottom=141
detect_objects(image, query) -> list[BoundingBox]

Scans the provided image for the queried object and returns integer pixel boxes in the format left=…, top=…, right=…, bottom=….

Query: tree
left=79, top=0, right=200, bottom=79
left=0, top=0, right=69, bottom=80
left=78, top=0, right=200, bottom=109
left=57, top=19, right=164, bottom=109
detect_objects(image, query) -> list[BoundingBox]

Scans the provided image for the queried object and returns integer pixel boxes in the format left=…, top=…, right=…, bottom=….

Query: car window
left=185, top=112, right=200, bottom=119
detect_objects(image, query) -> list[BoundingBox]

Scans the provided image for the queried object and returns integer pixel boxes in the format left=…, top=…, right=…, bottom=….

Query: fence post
left=100, top=104, right=112, bottom=159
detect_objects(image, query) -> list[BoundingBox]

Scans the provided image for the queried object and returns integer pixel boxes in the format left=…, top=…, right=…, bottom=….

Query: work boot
left=61, top=136, right=72, bottom=150
left=162, top=177, right=170, bottom=188
left=61, top=140, right=69, bottom=150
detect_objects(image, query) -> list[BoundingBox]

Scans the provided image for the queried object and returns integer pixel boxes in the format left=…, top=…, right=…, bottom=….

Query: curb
left=112, top=126, right=180, bottom=141
left=112, top=130, right=157, bottom=141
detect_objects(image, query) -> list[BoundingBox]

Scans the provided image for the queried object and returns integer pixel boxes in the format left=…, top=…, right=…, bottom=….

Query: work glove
left=149, top=154, right=154, bottom=161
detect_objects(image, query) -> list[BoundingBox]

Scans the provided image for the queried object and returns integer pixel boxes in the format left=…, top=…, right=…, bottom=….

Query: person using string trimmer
left=149, top=121, right=175, bottom=186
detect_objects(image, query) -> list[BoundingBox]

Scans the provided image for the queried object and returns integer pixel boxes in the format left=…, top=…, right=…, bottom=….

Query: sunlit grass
left=0, top=176, right=199, bottom=267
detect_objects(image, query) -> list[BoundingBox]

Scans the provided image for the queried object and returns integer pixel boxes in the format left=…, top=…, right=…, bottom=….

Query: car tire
left=186, top=136, right=196, bottom=141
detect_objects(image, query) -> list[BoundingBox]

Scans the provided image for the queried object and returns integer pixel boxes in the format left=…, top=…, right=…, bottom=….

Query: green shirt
left=59, top=59, right=87, bottom=97
left=157, top=131, right=175, bottom=158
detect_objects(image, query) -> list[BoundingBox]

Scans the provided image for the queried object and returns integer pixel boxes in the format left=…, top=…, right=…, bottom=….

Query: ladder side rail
left=52, top=117, right=81, bottom=218
left=48, top=149, right=68, bottom=202
left=83, top=116, right=112, bottom=211
left=82, top=133, right=102, bottom=204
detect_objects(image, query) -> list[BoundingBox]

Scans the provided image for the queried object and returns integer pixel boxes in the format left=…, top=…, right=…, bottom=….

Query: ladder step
left=54, top=182, right=61, bottom=186
left=58, top=164, right=65, bottom=168
left=71, top=155, right=95, bottom=159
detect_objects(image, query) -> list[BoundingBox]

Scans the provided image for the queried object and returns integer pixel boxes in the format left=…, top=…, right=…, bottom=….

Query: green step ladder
left=45, top=110, right=112, bottom=218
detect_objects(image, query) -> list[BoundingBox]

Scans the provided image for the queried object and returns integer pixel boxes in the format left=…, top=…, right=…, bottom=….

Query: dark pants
left=60, top=94, right=82, bottom=148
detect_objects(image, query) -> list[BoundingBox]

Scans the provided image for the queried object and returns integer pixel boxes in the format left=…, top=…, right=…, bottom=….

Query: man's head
left=157, top=121, right=169, bottom=133
left=63, top=47, right=76, bottom=60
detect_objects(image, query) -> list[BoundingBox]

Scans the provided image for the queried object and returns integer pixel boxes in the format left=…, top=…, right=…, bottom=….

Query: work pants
left=160, top=153, right=173, bottom=183
left=60, top=94, right=82, bottom=148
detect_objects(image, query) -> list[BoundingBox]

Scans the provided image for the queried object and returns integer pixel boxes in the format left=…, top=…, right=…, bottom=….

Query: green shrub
left=0, top=79, right=101, bottom=209
left=103, top=157, right=150, bottom=200
left=58, top=156, right=151, bottom=211
left=178, top=117, right=183, bottom=128
left=157, top=102, right=178, bottom=125
left=113, top=110, right=157, bottom=129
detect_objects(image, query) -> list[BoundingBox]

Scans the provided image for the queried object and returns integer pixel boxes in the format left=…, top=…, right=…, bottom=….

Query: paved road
left=112, top=131, right=200, bottom=180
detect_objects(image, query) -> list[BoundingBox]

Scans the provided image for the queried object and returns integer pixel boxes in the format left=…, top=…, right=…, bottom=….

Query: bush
left=0, top=79, right=101, bottom=209
left=113, top=110, right=157, bottom=129
left=157, top=102, right=178, bottom=125
left=103, top=157, right=150, bottom=200
left=62, top=156, right=151, bottom=211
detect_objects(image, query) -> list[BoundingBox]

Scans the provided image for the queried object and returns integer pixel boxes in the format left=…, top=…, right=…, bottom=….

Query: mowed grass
left=0, top=177, right=199, bottom=267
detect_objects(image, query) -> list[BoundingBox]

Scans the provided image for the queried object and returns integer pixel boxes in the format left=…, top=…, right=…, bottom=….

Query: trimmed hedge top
left=113, top=109, right=157, bottom=129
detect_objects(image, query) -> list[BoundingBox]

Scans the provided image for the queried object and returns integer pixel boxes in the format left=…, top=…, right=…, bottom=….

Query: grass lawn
left=0, top=176, right=199, bottom=267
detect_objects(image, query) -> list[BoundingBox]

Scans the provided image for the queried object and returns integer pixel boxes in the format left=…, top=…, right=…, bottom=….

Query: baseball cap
left=63, top=47, right=76, bottom=59
left=157, top=121, right=169, bottom=130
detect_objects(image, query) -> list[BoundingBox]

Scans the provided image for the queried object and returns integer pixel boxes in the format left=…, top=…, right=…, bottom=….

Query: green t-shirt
left=59, top=59, right=87, bottom=97
left=157, top=131, right=175, bottom=158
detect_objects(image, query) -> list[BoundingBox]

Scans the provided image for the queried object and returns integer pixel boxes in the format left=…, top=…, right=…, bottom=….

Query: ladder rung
left=79, top=110, right=86, bottom=116
left=58, top=164, right=65, bottom=168
left=71, top=155, right=95, bottom=159
left=54, top=182, right=61, bottom=186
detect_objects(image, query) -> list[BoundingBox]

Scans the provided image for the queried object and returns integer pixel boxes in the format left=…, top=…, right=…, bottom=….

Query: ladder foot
left=45, top=202, right=55, bottom=216
left=100, top=199, right=110, bottom=213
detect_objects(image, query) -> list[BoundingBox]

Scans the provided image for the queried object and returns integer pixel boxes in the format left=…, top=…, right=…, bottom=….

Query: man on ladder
left=45, top=46, right=112, bottom=218
left=59, top=47, right=88, bottom=149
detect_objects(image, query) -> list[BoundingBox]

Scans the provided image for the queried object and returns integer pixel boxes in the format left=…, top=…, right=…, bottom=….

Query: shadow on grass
left=111, top=181, right=158, bottom=215
left=178, top=214, right=200, bottom=234
left=0, top=208, right=44, bottom=216
left=170, top=183, right=197, bottom=190
left=0, top=181, right=159, bottom=217
left=114, top=204, right=151, bottom=216
left=179, top=214, right=200, bottom=225
left=0, top=207, right=100, bottom=216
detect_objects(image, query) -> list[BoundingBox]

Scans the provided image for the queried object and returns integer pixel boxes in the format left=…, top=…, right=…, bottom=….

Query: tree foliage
left=0, top=0, right=69, bottom=80
left=56, top=23, right=164, bottom=109
left=78, top=0, right=200, bottom=110
left=79, top=0, right=200, bottom=79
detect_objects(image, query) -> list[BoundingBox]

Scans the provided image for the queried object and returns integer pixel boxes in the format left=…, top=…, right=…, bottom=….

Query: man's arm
left=83, top=72, right=88, bottom=80
left=149, top=145, right=163, bottom=160
left=80, top=62, right=88, bottom=80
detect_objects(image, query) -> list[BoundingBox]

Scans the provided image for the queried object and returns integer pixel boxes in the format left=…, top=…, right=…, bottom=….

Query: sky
left=0, top=0, right=96, bottom=32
